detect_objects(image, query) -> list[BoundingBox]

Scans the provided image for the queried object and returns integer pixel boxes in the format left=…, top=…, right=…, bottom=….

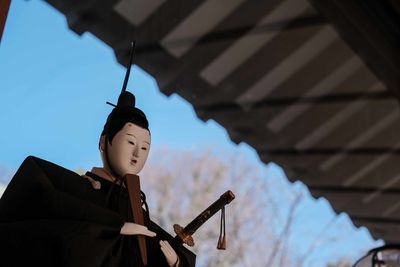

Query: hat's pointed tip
left=117, top=91, right=135, bottom=107
left=120, top=41, right=137, bottom=94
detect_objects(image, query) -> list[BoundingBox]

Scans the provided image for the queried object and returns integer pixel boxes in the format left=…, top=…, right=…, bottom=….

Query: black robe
left=0, top=156, right=196, bottom=267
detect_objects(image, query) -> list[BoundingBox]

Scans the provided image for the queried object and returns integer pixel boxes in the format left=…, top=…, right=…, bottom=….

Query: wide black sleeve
left=0, top=156, right=125, bottom=267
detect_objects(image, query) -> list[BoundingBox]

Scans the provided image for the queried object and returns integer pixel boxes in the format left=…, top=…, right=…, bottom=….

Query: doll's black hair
left=100, top=93, right=149, bottom=144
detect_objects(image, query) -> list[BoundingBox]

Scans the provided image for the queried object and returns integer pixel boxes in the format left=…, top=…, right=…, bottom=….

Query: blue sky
left=0, top=1, right=381, bottom=265
left=0, top=0, right=260, bottom=173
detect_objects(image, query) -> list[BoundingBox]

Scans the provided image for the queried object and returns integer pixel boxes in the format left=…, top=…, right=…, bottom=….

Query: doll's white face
left=104, top=123, right=151, bottom=176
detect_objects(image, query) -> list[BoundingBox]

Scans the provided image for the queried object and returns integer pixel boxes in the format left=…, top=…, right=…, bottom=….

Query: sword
left=173, top=190, right=235, bottom=247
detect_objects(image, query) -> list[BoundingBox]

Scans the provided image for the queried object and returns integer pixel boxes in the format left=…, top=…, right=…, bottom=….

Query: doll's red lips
left=130, top=159, right=137, bottom=165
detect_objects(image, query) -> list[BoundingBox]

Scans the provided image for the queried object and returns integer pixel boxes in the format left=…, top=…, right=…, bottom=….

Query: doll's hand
left=160, top=240, right=180, bottom=267
left=120, top=222, right=156, bottom=237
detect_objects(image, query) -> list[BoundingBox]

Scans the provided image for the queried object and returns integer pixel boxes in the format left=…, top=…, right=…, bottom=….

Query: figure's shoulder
left=18, top=155, right=41, bottom=167
left=20, top=155, right=64, bottom=170
left=8, top=156, right=103, bottom=206
left=19, top=155, right=78, bottom=178
left=13, top=155, right=85, bottom=192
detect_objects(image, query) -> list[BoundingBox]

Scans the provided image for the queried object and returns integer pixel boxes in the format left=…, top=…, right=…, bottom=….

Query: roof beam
left=197, top=90, right=391, bottom=112
left=352, top=216, right=400, bottom=224
left=265, top=147, right=400, bottom=156
left=309, top=185, right=400, bottom=194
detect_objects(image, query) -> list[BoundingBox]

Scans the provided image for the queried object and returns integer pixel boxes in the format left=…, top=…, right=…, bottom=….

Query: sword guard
left=173, top=224, right=194, bottom=247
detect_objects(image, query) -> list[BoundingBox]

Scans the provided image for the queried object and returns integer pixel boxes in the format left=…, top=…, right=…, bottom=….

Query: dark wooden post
left=0, top=0, right=11, bottom=43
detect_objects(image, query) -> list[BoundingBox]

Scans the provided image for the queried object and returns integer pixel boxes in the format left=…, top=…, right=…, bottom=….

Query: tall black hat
left=100, top=42, right=151, bottom=266
left=101, top=41, right=149, bottom=143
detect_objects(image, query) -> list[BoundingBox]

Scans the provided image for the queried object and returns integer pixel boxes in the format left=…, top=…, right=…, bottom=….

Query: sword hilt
left=173, top=224, right=195, bottom=246
left=173, top=190, right=235, bottom=247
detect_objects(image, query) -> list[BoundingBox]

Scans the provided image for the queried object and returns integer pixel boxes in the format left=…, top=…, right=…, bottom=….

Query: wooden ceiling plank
left=294, top=83, right=384, bottom=150
left=310, top=0, right=400, bottom=101
left=266, top=55, right=362, bottom=133
left=161, top=0, right=246, bottom=58
left=155, top=0, right=286, bottom=94
left=320, top=110, right=400, bottom=171
left=200, top=0, right=309, bottom=87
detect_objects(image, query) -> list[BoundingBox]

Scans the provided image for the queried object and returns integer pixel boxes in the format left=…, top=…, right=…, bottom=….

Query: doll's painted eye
left=128, top=141, right=135, bottom=145
left=141, top=147, right=148, bottom=151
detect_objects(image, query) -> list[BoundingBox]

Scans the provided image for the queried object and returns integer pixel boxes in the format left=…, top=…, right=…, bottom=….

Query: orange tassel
left=217, top=206, right=226, bottom=250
